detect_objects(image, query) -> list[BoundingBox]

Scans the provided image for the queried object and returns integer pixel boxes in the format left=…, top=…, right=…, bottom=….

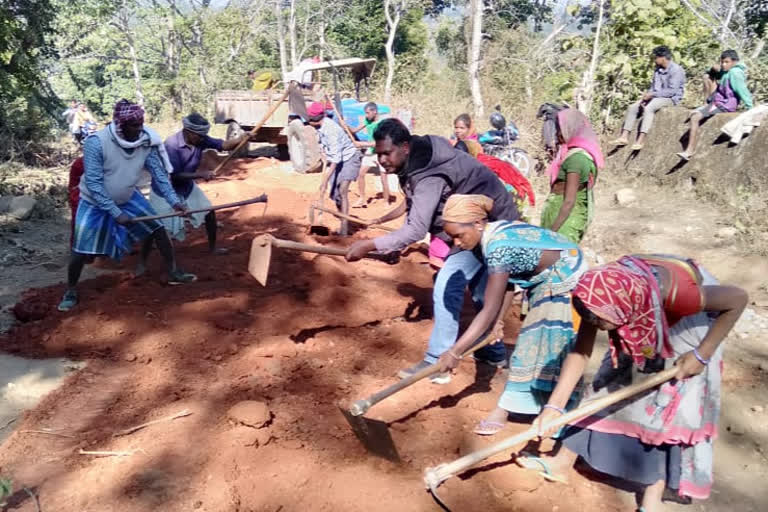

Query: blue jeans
left=424, top=250, right=507, bottom=364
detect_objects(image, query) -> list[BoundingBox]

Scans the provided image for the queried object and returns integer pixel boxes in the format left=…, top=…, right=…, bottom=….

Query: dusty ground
left=0, top=154, right=766, bottom=512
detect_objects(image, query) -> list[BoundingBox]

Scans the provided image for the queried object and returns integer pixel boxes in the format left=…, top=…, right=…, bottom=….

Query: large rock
left=606, top=107, right=768, bottom=220
left=6, top=195, right=37, bottom=220
left=227, top=400, right=271, bottom=428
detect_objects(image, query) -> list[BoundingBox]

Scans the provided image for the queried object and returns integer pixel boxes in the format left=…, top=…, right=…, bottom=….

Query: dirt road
left=0, top=157, right=765, bottom=511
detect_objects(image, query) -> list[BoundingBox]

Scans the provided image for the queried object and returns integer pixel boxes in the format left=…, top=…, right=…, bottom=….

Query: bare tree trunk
left=576, top=0, right=605, bottom=115
left=288, top=0, right=298, bottom=68
left=383, top=0, right=403, bottom=104
left=468, top=0, right=484, bottom=118
left=275, top=0, right=289, bottom=77
left=318, top=20, right=326, bottom=60
left=116, top=9, right=145, bottom=107
left=166, top=13, right=182, bottom=114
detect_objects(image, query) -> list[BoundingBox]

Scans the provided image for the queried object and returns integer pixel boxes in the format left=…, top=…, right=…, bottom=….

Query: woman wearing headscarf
left=435, top=194, right=587, bottom=435
left=540, top=107, right=604, bottom=243
left=530, top=255, right=747, bottom=512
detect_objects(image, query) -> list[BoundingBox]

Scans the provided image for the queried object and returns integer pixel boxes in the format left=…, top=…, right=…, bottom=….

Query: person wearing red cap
left=307, top=101, right=362, bottom=236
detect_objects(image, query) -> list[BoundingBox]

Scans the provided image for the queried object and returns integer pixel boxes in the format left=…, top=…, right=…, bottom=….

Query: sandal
left=515, top=451, right=568, bottom=484
left=473, top=420, right=506, bottom=436
left=168, top=269, right=198, bottom=285
left=57, top=289, right=79, bottom=312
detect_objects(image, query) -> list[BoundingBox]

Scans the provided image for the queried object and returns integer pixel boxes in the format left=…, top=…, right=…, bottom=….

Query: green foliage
left=1, top=0, right=61, bottom=160
left=0, top=477, right=11, bottom=506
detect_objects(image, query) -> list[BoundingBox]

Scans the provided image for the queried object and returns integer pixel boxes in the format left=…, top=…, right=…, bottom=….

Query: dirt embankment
left=606, top=107, right=768, bottom=228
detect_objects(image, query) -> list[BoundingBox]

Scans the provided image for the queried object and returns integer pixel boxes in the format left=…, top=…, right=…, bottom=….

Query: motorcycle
left=479, top=106, right=531, bottom=177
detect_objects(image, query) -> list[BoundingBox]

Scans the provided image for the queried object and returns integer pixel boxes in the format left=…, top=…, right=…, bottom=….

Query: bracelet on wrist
left=693, top=347, right=711, bottom=365
left=448, top=350, right=462, bottom=360
left=543, top=403, right=566, bottom=415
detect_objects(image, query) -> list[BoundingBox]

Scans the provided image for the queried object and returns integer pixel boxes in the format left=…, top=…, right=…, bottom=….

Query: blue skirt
left=73, top=191, right=161, bottom=260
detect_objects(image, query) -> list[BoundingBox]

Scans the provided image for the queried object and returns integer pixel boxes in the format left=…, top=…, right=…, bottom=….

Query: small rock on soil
left=227, top=400, right=271, bottom=428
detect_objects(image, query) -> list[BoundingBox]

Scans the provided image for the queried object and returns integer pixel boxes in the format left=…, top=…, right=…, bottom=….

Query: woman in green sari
left=540, top=108, right=604, bottom=243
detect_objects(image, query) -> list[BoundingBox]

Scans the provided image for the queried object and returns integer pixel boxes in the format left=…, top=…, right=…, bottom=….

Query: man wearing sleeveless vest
left=58, top=99, right=197, bottom=312
left=345, top=119, right=520, bottom=383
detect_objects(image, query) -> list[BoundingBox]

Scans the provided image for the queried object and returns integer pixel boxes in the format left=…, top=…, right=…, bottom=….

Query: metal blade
left=248, top=235, right=273, bottom=286
left=338, top=405, right=400, bottom=462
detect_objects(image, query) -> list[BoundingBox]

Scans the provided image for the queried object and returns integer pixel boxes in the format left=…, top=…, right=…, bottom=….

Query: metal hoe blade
left=248, top=235, right=273, bottom=286
left=338, top=405, right=400, bottom=462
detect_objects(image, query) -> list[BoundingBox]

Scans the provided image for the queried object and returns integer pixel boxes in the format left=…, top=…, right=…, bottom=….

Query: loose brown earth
left=0, top=156, right=766, bottom=511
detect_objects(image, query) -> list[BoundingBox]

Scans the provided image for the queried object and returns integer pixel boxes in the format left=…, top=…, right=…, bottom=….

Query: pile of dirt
left=606, top=107, right=768, bottom=227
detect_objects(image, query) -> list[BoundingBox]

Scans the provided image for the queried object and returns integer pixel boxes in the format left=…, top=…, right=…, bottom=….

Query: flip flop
left=473, top=420, right=506, bottom=436
left=515, top=451, right=568, bottom=484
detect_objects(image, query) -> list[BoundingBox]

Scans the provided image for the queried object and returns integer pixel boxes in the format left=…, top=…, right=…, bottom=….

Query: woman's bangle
left=543, top=404, right=566, bottom=415
left=448, top=350, right=463, bottom=360
left=693, top=347, right=711, bottom=365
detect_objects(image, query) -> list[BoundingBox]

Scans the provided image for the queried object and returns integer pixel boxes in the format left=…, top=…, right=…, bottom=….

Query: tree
left=575, top=0, right=605, bottom=115
left=468, top=0, right=484, bottom=116
left=384, top=0, right=407, bottom=103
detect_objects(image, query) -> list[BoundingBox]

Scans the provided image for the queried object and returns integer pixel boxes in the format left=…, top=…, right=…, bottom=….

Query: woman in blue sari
left=437, top=194, right=587, bottom=436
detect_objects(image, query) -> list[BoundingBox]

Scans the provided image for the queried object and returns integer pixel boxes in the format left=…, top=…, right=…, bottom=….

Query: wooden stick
left=310, top=204, right=394, bottom=231
left=129, top=195, right=267, bottom=223
left=211, top=89, right=291, bottom=176
left=113, top=409, right=192, bottom=437
left=79, top=449, right=139, bottom=457
left=323, top=94, right=358, bottom=143
left=20, top=429, right=75, bottom=438
left=423, top=367, right=679, bottom=489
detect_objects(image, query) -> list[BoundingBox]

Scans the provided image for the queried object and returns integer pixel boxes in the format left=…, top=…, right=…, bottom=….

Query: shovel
left=308, top=204, right=394, bottom=233
left=248, top=233, right=397, bottom=286
left=340, top=293, right=516, bottom=462
left=422, top=366, right=678, bottom=498
left=129, top=194, right=268, bottom=223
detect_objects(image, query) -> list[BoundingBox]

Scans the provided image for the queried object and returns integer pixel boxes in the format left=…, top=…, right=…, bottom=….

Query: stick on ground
left=79, top=449, right=141, bottom=457
left=113, top=409, right=192, bottom=437
left=20, top=429, right=75, bottom=438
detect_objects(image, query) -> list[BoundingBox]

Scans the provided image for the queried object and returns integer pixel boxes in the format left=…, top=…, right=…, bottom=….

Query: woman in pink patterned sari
left=529, top=254, right=747, bottom=512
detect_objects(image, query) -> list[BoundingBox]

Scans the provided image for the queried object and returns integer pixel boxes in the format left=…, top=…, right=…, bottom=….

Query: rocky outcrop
left=606, top=107, right=767, bottom=219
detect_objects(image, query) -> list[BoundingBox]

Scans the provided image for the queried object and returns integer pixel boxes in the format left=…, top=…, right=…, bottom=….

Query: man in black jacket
left=346, top=119, right=519, bottom=383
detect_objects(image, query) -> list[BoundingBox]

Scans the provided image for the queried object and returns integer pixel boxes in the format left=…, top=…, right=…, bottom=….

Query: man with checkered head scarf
left=147, top=112, right=254, bottom=254
left=58, top=99, right=197, bottom=312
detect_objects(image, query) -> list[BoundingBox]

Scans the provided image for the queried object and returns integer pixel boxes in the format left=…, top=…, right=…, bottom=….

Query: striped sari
left=479, top=221, right=588, bottom=414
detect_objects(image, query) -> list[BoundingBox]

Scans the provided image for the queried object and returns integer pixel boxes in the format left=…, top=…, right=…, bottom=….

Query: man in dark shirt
left=345, top=119, right=520, bottom=383
left=147, top=112, right=251, bottom=260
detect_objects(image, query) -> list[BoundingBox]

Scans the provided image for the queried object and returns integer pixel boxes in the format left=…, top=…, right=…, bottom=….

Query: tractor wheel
left=286, top=119, right=322, bottom=173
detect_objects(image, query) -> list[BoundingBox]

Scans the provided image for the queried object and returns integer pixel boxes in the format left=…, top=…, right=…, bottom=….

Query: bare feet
left=640, top=479, right=665, bottom=512
left=474, top=407, right=509, bottom=435
left=610, top=137, right=629, bottom=146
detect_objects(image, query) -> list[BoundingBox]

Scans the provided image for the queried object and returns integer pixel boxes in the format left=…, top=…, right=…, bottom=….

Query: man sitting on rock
left=345, top=119, right=520, bottom=383
left=677, top=49, right=754, bottom=161
left=58, top=99, right=196, bottom=312
left=610, top=46, right=685, bottom=151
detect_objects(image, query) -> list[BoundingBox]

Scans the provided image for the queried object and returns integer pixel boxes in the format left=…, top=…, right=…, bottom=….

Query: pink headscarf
left=545, top=109, right=604, bottom=185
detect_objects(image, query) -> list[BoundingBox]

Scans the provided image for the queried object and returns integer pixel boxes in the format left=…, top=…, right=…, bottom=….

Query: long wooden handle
left=130, top=194, right=268, bottom=223
left=271, top=237, right=393, bottom=262
left=323, top=93, right=358, bottom=143
left=212, top=89, right=291, bottom=175
left=348, top=334, right=499, bottom=417
left=311, top=204, right=394, bottom=232
left=423, top=366, right=679, bottom=489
